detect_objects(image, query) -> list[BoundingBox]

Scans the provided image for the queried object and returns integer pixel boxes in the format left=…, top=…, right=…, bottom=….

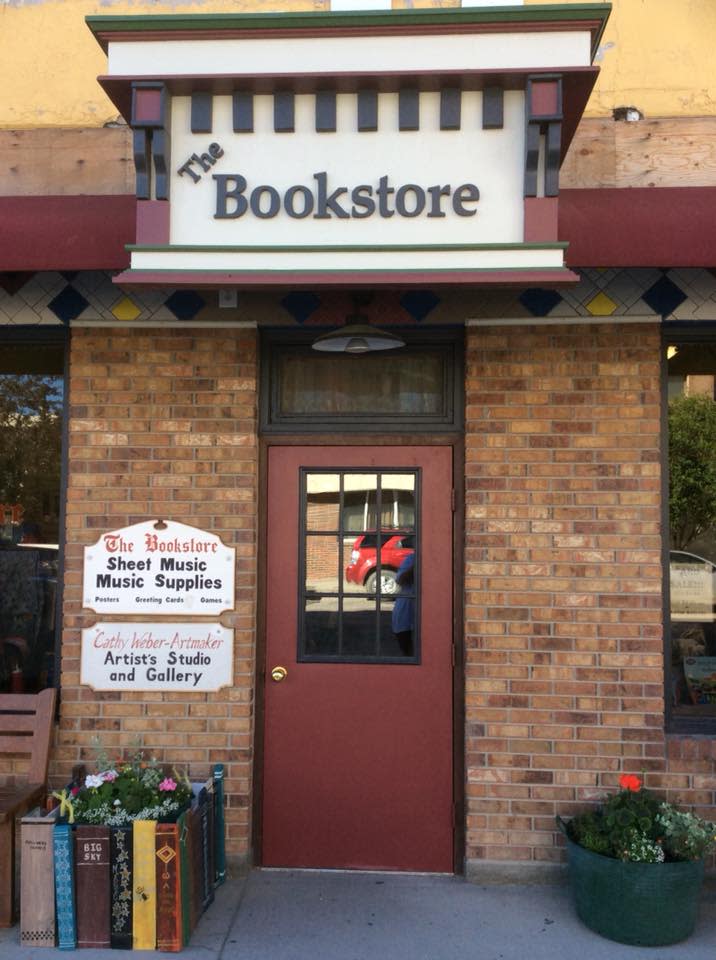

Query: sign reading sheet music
left=81, top=622, right=234, bottom=692
left=82, top=519, right=235, bottom=615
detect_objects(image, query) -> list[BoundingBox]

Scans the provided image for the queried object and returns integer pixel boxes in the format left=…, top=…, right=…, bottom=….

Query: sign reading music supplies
left=83, top=520, right=235, bottom=615
left=81, top=622, right=233, bottom=692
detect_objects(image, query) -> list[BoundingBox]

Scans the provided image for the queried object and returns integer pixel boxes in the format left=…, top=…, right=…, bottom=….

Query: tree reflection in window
left=0, top=352, right=64, bottom=694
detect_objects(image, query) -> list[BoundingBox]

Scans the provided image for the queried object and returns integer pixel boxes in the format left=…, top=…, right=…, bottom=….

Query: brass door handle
left=271, top=665, right=288, bottom=682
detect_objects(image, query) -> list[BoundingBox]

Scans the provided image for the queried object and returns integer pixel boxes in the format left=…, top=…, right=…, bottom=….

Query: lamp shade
left=311, top=322, right=405, bottom=353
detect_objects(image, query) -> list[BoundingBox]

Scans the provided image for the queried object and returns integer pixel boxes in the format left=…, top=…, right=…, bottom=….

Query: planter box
left=20, top=764, right=225, bottom=951
left=562, top=831, right=705, bottom=946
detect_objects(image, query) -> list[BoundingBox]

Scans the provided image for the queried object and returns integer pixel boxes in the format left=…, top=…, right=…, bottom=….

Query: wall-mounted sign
left=82, top=520, right=235, bottom=615
left=81, top=622, right=233, bottom=691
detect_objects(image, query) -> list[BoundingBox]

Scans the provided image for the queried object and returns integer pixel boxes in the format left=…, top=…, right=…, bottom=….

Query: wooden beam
left=561, top=116, right=716, bottom=189
left=0, top=128, right=133, bottom=196
left=1, top=116, right=714, bottom=197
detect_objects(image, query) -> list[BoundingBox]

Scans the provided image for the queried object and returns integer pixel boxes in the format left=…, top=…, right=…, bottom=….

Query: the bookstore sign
left=81, top=519, right=236, bottom=692
left=82, top=519, right=235, bottom=615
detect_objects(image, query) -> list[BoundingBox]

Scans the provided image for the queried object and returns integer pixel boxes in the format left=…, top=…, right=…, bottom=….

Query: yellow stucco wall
left=1, top=0, right=714, bottom=128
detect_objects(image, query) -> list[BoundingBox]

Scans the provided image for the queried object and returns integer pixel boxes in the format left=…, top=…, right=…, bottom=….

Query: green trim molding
left=87, top=4, right=611, bottom=60
left=126, top=242, right=570, bottom=254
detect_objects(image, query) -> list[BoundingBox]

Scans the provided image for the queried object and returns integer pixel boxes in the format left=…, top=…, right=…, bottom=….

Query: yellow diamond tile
left=585, top=292, right=618, bottom=316
left=111, top=296, right=142, bottom=322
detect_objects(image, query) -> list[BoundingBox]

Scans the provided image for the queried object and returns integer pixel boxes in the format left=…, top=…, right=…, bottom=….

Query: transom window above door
left=299, top=470, right=419, bottom=663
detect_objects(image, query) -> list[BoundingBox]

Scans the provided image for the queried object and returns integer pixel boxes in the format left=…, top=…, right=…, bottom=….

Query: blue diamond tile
left=164, top=290, right=206, bottom=321
left=281, top=291, right=321, bottom=324
left=47, top=285, right=90, bottom=324
left=519, top=288, right=563, bottom=317
left=641, top=275, right=687, bottom=319
left=400, top=290, right=440, bottom=322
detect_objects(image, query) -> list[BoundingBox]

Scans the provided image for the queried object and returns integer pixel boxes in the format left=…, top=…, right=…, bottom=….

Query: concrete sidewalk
left=2, top=869, right=715, bottom=960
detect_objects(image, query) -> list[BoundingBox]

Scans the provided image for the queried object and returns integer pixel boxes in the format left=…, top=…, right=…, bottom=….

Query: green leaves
left=568, top=784, right=716, bottom=863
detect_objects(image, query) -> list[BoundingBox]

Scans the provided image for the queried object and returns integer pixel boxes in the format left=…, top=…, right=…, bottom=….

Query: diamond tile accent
left=281, top=291, right=321, bottom=324
left=164, top=290, right=206, bottom=321
left=519, top=288, right=563, bottom=317
left=585, top=292, right=618, bottom=317
left=400, top=290, right=440, bottom=322
left=111, top=296, right=142, bottom=322
left=47, top=285, right=90, bottom=324
left=642, top=275, right=687, bottom=319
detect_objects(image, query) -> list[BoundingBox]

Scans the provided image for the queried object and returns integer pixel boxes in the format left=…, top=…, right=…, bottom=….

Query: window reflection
left=0, top=349, right=63, bottom=693
left=667, top=342, right=716, bottom=714
left=300, top=470, right=418, bottom=662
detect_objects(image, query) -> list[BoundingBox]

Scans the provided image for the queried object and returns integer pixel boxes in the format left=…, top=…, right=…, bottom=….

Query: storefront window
left=667, top=339, right=716, bottom=722
left=0, top=340, right=64, bottom=693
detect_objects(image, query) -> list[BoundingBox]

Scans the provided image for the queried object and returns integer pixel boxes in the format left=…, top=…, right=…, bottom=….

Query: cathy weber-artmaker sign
left=81, top=622, right=233, bottom=692
left=83, top=520, right=235, bottom=615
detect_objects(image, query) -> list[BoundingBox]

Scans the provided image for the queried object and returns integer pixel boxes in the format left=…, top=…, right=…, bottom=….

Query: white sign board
left=670, top=560, right=715, bottom=622
left=83, top=520, right=235, bottom=615
left=81, top=622, right=233, bottom=691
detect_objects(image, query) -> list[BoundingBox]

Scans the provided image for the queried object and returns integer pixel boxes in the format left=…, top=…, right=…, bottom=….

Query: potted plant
left=558, top=774, right=716, bottom=946
left=60, top=753, right=193, bottom=825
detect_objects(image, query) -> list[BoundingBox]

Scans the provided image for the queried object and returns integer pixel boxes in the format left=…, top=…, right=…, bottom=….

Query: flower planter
left=560, top=826, right=705, bottom=947
left=20, top=764, right=226, bottom=950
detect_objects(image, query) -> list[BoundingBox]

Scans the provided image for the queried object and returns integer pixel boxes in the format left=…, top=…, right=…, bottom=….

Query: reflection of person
left=391, top=551, right=415, bottom=656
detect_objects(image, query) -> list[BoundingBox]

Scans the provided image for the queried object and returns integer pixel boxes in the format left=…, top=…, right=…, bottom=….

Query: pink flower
left=158, top=777, right=177, bottom=792
left=102, top=770, right=118, bottom=782
left=71, top=786, right=80, bottom=796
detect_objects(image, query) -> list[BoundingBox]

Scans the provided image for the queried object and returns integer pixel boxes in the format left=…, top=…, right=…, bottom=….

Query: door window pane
left=0, top=342, right=64, bottom=693
left=667, top=340, right=716, bottom=719
left=300, top=470, right=419, bottom=663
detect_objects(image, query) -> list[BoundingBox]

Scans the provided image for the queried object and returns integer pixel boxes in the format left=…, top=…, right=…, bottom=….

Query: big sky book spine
left=20, top=810, right=56, bottom=948
left=75, top=825, right=111, bottom=949
left=53, top=822, right=77, bottom=950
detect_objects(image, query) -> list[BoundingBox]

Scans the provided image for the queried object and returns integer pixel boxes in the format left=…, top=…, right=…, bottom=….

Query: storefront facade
left=1, top=0, right=716, bottom=878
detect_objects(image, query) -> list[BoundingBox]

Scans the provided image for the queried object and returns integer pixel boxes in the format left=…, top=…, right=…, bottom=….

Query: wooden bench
left=0, top=688, right=56, bottom=927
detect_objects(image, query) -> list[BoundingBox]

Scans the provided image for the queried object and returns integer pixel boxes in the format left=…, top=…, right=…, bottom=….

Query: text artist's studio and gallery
left=2, top=4, right=716, bottom=877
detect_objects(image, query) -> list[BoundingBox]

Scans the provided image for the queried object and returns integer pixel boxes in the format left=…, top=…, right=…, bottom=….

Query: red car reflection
left=345, top=533, right=414, bottom=595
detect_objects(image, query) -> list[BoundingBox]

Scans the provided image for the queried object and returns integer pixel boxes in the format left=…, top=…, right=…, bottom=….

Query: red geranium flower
left=619, top=773, right=642, bottom=792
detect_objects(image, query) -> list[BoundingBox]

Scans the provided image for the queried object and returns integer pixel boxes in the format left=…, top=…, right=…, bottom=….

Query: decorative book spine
left=199, top=785, right=215, bottom=912
left=188, top=804, right=202, bottom=933
left=20, top=812, right=56, bottom=947
left=132, top=820, right=156, bottom=950
left=155, top=821, right=182, bottom=952
left=178, top=812, right=192, bottom=947
left=53, top=823, right=76, bottom=950
left=110, top=826, right=133, bottom=949
left=212, top=764, right=226, bottom=887
left=75, top=825, right=111, bottom=948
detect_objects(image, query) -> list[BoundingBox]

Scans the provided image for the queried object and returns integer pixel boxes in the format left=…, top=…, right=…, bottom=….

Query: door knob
left=271, top=665, right=288, bottom=682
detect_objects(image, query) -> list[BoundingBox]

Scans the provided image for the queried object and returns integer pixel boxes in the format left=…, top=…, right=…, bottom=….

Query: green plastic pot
left=557, top=817, right=705, bottom=946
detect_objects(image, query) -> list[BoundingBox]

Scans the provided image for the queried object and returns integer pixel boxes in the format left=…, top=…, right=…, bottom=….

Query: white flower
left=85, top=774, right=104, bottom=789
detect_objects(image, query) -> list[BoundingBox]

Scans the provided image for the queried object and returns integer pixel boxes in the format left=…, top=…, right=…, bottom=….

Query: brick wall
left=57, top=326, right=257, bottom=863
left=464, top=321, right=716, bottom=875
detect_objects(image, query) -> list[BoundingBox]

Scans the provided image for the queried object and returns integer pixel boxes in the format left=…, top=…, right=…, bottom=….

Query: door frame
left=252, top=433, right=465, bottom=873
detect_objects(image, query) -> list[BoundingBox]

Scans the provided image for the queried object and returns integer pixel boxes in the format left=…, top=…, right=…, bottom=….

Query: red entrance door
left=262, top=446, right=453, bottom=872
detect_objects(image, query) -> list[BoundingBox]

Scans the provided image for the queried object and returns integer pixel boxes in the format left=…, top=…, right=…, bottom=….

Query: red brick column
left=57, top=326, right=257, bottom=864
left=464, top=321, right=669, bottom=874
